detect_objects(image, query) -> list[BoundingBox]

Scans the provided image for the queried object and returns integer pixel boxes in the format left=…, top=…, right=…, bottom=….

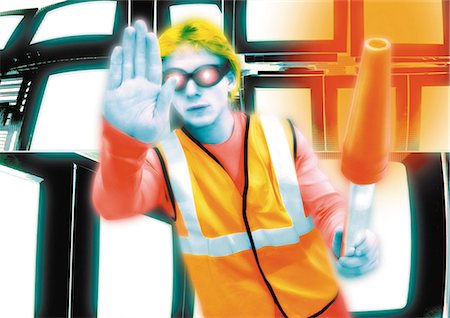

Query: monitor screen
left=364, top=1, right=443, bottom=45
left=409, top=74, right=449, bottom=152
left=0, top=15, right=24, bottom=50
left=0, top=164, right=42, bottom=317
left=0, top=1, right=67, bottom=12
left=244, top=75, right=325, bottom=150
left=169, top=3, right=222, bottom=29
left=417, top=86, right=449, bottom=151
left=97, top=216, right=174, bottom=318
left=30, top=68, right=107, bottom=151
left=254, top=87, right=314, bottom=145
left=30, top=1, right=117, bottom=44
left=351, top=0, right=449, bottom=57
left=246, top=0, right=333, bottom=42
left=156, top=0, right=230, bottom=39
left=235, top=0, right=347, bottom=57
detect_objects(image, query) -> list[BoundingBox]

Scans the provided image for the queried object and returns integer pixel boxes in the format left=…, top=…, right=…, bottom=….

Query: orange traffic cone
left=341, top=38, right=392, bottom=185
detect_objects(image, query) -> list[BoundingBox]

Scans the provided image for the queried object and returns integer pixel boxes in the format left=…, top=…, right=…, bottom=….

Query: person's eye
left=165, top=72, right=185, bottom=89
left=197, top=68, right=220, bottom=85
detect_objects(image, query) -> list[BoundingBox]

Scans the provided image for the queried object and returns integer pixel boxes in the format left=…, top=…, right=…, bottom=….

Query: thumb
left=332, top=227, right=343, bottom=259
left=154, top=77, right=177, bottom=122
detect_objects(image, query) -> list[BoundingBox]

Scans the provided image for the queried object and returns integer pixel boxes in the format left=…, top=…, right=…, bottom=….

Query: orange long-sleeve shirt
left=92, top=112, right=346, bottom=247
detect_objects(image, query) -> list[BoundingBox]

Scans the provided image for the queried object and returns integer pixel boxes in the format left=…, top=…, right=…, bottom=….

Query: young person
left=93, top=19, right=378, bottom=317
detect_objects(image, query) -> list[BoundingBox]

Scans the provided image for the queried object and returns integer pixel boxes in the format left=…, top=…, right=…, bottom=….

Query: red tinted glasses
left=163, top=61, right=230, bottom=91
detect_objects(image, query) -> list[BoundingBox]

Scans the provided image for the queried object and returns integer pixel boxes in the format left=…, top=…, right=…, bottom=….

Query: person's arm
left=294, top=127, right=379, bottom=277
left=92, top=20, right=176, bottom=220
left=293, top=127, right=345, bottom=248
left=92, top=119, right=173, bottom=220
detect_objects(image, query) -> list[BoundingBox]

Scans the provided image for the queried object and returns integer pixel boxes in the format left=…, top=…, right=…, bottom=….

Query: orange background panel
left=351, top=0, right=449, bottom=57
left=409, top=74, right=450, bottom=151
left=246, top=75, right=325, bottom=151
left=364, top=1, right=444, bottom=45
left=255, top=88, right=313, bottom=145
left=246, top=0, right=334, bottom=42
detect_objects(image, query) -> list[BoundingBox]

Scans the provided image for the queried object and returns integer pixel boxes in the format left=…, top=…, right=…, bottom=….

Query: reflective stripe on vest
left=160, top=115, right=313, bottom=257
left=259, top=115, right=314, bottom=236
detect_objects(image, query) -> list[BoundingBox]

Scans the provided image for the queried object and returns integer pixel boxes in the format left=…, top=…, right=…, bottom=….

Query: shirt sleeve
left=91, top=118, right=174, bottom=220
left=294, top=127, right=346, bottom=248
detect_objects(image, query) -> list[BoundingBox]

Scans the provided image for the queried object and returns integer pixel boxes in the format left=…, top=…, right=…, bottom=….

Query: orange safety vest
left=158, top=115, right=339, bottom=317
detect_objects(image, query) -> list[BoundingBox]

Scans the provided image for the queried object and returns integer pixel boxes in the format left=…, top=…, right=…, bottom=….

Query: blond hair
left=159, top=19, right=240, bottom=96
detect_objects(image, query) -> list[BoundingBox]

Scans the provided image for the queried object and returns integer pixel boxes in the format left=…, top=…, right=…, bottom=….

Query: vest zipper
left=241, top=116, right=289, bottom=318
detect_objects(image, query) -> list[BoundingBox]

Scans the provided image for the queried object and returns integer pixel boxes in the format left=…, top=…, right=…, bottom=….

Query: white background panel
left=170, top=4, right=222, bottom=30
left=97, top=215, right=173, bottom=318
left=30, top=69, right=107, bottom=151
left=247, top=0, right=333, bottom=42
left=0, top=166, right=42, bottom=318
left=0, top=15, right=24, bottom=50
left=30, top=1, right=116, bottom=44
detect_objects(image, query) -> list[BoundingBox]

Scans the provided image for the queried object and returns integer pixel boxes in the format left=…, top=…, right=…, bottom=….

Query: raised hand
left=103, top=20, right=177, bottom=143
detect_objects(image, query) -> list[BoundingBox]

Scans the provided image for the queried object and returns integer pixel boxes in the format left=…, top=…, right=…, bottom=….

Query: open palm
left=103, top=20, right=177, bottom=143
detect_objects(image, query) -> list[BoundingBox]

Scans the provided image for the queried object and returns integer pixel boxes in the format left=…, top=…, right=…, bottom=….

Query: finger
left=107, top=46, right=123, bottom=90
left=354, top=231, right=377, bottom=256
left=134, top=20, right=147, bottom=78
left=336, top=262, right=358, bottom=278
left=352, top=231, right=367, bottom=248
left=332, top=227, right=343, bottom=258
left=339, top=255, right=369, bottom=269
left=154, top=77, right=177, bottom=123
left=336, top=258, right=379, bottom=278
left=354, top=239, right=376, bottom=257
left=122, top=26, right=136, bottom=80
left=146, top=32, right=162, bottom=86
left=339, top=248, right=379, bottom=268
left=338, top=254, right=379, bottom=273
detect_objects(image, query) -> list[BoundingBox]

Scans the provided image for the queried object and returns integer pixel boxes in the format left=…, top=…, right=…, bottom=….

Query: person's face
left=162, top=45, right=235, bottom=128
